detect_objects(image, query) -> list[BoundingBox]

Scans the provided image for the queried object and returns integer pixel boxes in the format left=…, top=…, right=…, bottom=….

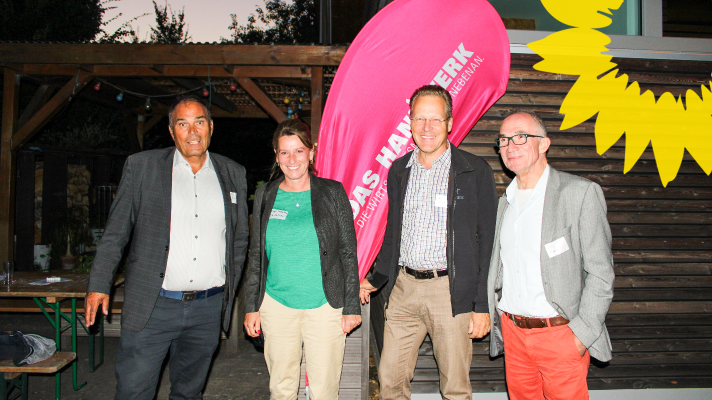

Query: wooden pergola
left=0, top=43, right=347, bottom=263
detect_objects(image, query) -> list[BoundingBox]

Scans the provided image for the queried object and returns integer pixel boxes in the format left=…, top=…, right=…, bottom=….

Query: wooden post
left=310, top=66, right=324, bottom=146
left=0, top=68, right=19, bottom=262
left=361, top=301, right=370, bottom=400
left=237, top=77, right=287, bottom=122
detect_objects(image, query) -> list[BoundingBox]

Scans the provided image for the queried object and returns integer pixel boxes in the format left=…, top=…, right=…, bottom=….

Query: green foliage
left=248, top=180, right=266, bottom=201
left=95, top=0, right=146, bottom=43
left=27, top=98, right=130, bottom=151
left=73, top=254, right=95, bottom=274
left=48, top=212, right=91, bottom=268
left=0, top=0, right=104, bottom=41
left=149, top=0, right=190, bottom=44
left=224, top=0, right=317, bottom=44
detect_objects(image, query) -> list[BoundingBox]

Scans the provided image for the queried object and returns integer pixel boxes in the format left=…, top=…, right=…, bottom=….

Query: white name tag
left=545, top=237, right=570, bottom=258
left=270, top=209, right=288, bottom=220
left=230, top=192, right=237, bottom=204
left=434, top=194, right=448, bottom=208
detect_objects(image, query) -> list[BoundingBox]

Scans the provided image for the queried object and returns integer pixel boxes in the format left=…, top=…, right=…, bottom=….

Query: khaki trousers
left=379, top=269, right=473, bottom=400
left=260, top=293, right=346, bottom=400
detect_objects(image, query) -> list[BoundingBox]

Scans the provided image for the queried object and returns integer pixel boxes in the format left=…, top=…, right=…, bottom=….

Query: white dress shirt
left=497, top=165, right=559, bottom=318
left=163, top=150, right=226, bottom=291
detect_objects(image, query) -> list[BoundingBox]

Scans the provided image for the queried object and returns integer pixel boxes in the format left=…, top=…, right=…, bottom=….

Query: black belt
left=159, top=286, right=224, bottom=301
left=401, top=266, right=448, bottom=279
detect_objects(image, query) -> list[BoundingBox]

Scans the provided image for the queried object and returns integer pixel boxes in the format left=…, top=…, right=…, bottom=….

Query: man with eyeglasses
left=360, top=85, right=497, bottom=400
left=487, top=110, right=615, bottom=399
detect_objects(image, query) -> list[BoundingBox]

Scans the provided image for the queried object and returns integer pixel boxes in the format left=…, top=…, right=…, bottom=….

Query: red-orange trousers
left=501, top=314, right=591, bottom=400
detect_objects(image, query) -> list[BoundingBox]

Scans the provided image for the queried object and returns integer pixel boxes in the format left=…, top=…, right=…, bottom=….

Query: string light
left=202, top=87, right=210, bottom=97
left=93, top=82, right=101, bottom=91
left=144, top=97, right=152, bottom=112
left=229, top=82, right=237, bottom=92
left=116, top=92, right=124, bottom=101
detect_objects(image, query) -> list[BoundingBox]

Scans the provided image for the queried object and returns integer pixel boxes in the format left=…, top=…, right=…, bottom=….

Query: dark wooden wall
left=374, top=54, right=712, bottom=393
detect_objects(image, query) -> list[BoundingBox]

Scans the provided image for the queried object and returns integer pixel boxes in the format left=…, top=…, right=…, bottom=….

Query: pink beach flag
left=315, top=0, right=510, bottom=280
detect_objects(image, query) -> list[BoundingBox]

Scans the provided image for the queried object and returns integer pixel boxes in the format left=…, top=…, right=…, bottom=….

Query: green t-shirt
left=265, top=189, right=327, bottom=309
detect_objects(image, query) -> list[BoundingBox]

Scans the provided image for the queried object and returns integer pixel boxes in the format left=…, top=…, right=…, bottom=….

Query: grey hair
left=502, top=109, right=548, bottom=137
left=168, top=95, right=212, bottom=128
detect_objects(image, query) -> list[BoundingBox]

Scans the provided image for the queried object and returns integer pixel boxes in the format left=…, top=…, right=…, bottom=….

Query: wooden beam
left=310, top=66, right=324, bottom=144
left=237, top=77, right=287, bottom=122
left=143, top=115, right=164, bottom=133
left=12, top=72, right=93, bottom=150
left=171, top=78, right=237, bottom=113
left=1, top=68, right=20, bottom=261
left=123, top=111, right=142, bottom=153
left=0, top=44, right=346, bottom=66
left=136, top=114, right=145, bottom=150
left=17, top=84, right=54, bottom=129
left=20, top=65, right=313, bottom=78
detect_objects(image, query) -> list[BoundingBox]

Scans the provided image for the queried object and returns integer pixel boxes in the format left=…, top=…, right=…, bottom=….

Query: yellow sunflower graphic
left=528, top=0, right=712, bottom=186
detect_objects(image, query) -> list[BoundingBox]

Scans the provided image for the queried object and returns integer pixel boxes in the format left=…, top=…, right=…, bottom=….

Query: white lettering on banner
left=351, top=171, right=381, bottom=217
left=348, top=43, right=482, bottom=223
left=356, top=183, right=388, bottom=227
left=376, top=146, right=398, bottom=168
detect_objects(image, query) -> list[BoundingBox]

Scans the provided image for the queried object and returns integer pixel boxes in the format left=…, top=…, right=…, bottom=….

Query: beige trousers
left=379, top=269, right=473, bottom=400
left=259, top=293, right=346, bottom=400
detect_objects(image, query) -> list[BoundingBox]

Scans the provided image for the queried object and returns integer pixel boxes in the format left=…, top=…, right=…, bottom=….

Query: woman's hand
left=359, top=279, right=377, bottom=304
left=244, top=312, right=261, bottom=337
left=342, top=315, right=362, bottom=334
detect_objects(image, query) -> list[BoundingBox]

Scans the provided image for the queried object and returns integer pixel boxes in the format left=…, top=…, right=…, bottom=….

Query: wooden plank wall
left=409, top=54, right=712, bottom=393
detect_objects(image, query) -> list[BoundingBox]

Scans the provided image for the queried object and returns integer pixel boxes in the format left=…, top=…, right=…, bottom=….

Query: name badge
left=434, top=194, right=448, bottom=208
left=270, top=209, right=288, bottom=220
left=545, top=237, right=569, bottom=258
left=230, top=192, right=237, bottom=204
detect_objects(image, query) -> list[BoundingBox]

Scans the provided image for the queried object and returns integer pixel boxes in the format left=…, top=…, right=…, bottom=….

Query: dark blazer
left=243, top=175, right=360, bottom=316
left=87, top=147, right=249, bottom=332
left=369, top=145, right=498, bottom=316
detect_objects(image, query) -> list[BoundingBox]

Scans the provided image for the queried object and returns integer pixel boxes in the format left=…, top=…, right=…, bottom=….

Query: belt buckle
left=181, top=291, right=197, bottom=301
left=425, top=270, right=435, bottom=279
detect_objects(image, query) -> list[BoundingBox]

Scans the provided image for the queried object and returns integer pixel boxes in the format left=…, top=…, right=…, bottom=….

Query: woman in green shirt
left=244, top=119, right=361, bottom=400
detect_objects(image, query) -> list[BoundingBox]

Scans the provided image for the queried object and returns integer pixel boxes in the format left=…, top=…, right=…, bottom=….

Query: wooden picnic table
left=0, top=271, right=120, bottom=400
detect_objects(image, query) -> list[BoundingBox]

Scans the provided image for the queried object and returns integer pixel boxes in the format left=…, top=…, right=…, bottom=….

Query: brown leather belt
left=401, top=266, right=448, bottom=279
left=504, top=312, right=569, bottom=329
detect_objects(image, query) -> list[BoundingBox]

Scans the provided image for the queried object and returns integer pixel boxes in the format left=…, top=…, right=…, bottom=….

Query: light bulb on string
left=144, top=97, right=152, bottom=112
left=93, top=82, right=101, bottom=91
left=116, top=92, right=124, bottom=101
left=298, top=103, right=302, bottom=110
left=202, top=87, right=210, bottom=97
left=229, top=82, right=237, bottom=92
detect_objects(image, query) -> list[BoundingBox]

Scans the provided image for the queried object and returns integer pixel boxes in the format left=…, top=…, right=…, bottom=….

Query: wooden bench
left=0, top=352, right=76, bottom=400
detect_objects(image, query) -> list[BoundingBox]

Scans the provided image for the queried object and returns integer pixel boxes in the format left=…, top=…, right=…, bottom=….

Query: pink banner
left=315, top=0, right=510, bottom=280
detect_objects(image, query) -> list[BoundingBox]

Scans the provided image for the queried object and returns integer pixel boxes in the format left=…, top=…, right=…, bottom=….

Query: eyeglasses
left=495, top=134, right=543, bottom=147
left=410, top=117, right=449, bottom=127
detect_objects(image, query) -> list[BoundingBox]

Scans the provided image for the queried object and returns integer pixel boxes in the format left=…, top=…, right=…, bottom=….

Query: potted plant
left=49, top=212, right=91, bottom=270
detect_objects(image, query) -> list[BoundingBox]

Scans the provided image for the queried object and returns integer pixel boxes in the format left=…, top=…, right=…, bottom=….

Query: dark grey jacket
left=244, top=175, right=360, bottom=315
left=87, top=147, right=249, bottom=332
left=369, top=145, right=498, bottom=315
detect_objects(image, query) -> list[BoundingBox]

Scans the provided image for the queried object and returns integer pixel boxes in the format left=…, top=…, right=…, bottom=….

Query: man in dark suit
left=85, top=95, right=249, bottom=400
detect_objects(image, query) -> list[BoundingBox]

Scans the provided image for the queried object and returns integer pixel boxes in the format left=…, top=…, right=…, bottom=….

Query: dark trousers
left=114, top=292, right=223, bottom=400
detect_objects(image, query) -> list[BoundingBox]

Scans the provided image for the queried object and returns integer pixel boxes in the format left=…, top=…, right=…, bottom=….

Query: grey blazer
left=87, top=147, right=249, bottom=333
left=487, top=166, right=615, bottom=362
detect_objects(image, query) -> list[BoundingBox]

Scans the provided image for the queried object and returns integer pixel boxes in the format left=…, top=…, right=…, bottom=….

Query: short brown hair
left=409, top=85, right=453, bottom=120
left=271, top=118, right=316, bottom=178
